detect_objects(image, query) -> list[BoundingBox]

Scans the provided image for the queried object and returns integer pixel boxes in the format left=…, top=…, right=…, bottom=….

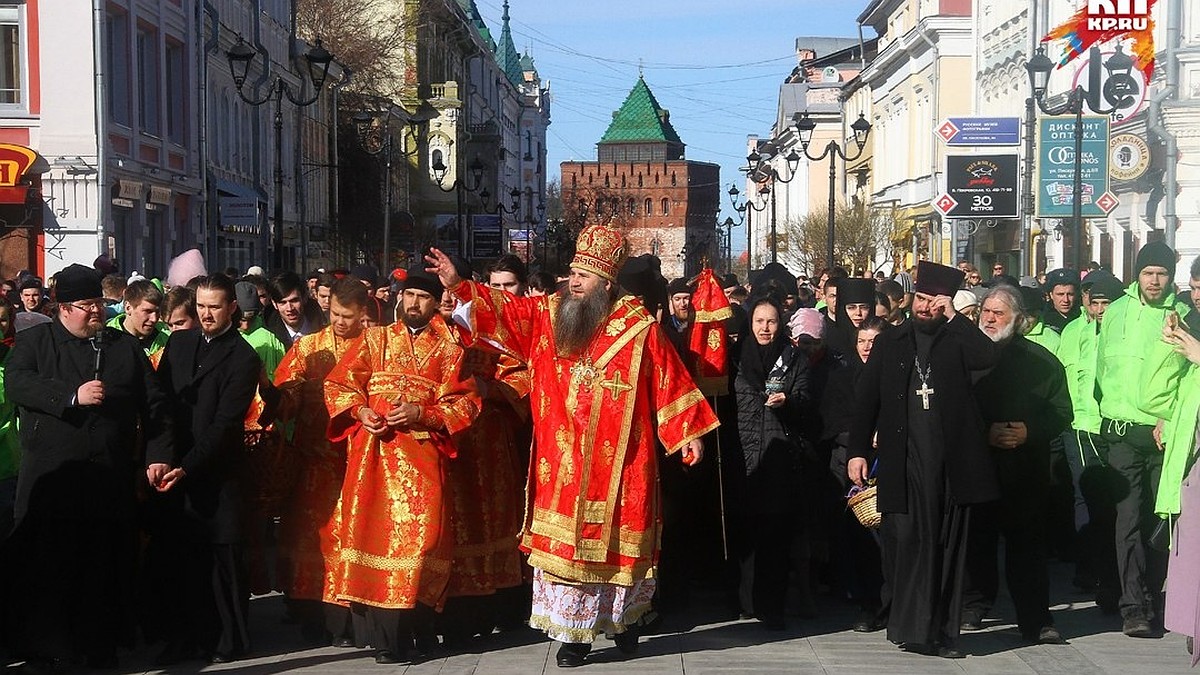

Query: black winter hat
left=1135, top=241, right=1176, bottom=278
left=52, top=264, right=102, bottom=303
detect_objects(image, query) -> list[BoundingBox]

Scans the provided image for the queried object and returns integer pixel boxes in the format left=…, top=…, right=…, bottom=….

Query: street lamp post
left=1025, top=45, right=1136, bottom=273
left=721, top=216, right=736, bottom=274
left=794, top=112, right=872, bottom=270
left=227, top=37, right=335, bottom=272
left=431, top=155, right=485, bottom=254
left=353, top=106, right=429, bottom=270
left=742, top=148, right=803, bottom=263
left=728, top=183, right=767, bottom=270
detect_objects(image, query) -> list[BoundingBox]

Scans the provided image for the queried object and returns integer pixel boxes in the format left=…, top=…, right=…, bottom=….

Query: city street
left=100, top=563, right=1194, bottom=674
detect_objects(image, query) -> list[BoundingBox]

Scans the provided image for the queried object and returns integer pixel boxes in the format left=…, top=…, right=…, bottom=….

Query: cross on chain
left=915, top=381, right=935, bottom=410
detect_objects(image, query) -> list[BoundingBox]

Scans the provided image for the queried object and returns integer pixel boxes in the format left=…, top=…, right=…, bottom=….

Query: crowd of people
left=0, top=228, right=1197, bottom=673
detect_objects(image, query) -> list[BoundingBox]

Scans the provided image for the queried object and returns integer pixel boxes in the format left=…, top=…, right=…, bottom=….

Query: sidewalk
left=105, top=569, right=1194, bottom=675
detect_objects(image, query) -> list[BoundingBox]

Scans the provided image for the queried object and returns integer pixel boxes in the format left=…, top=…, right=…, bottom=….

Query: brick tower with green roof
left=598, top=76, right=685, bottom=161
left=560, top=76, right=720, bottom=280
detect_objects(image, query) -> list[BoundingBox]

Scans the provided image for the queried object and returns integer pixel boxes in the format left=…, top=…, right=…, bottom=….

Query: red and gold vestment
left=323, top=316, right=478, bottom=610
left=273, top=325, right=356, bottom=603
left=455, top=283, right=719, bottom=586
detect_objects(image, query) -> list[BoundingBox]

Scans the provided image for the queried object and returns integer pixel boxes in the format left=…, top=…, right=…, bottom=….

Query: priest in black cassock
left=848, top=261, right=999, bottom=658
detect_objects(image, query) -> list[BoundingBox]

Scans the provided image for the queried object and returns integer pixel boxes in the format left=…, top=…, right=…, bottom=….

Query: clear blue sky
left=474, top=0, right=872, bottom=252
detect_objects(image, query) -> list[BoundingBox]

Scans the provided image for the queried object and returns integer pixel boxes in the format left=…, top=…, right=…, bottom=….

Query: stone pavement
left=88, top=560, right=1195, bottom=675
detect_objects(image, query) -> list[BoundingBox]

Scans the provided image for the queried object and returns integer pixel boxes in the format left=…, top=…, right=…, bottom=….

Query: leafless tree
left=295, top=0, right=422, bottom=98
left=781, top=202, right=898, bottom=275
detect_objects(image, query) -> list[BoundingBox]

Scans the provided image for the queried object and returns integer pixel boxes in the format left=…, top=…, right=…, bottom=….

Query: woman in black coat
left=731, top=295, right=809, bottom=630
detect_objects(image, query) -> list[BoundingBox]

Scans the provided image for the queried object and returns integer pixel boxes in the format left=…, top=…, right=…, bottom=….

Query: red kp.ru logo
left=1043, top=0, right=1157, bottom=82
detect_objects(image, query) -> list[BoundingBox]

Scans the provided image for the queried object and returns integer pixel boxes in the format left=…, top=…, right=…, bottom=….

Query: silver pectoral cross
left=915, top=382, right=934, bottom=410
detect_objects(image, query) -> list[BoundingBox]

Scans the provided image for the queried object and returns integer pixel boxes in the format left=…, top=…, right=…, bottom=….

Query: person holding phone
left=1095, top=241, right=1193, bottom=638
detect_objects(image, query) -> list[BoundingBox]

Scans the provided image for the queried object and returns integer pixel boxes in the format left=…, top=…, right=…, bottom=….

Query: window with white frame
left=0, top=6, right=22, bottom=107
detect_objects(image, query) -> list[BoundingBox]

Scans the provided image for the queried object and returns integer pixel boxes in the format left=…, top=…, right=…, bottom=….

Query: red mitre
left=571, top=224, right=628, bottom=282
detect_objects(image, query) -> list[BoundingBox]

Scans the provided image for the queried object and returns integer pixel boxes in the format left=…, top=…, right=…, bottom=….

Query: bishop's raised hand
left=424, top=247, right=463, bottom=291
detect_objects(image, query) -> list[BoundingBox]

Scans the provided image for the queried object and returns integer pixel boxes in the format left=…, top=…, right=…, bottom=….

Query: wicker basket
left=847, top=482, right=882, bottom=529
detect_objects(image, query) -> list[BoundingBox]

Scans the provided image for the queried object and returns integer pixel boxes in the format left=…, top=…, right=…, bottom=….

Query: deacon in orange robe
left=273, top=277, right=369, bottom=646
left=426, top=225, right=718, bottom=668
left=323, top=267, right=478, bottom=664
left=440, top=261, right=533, bottom=640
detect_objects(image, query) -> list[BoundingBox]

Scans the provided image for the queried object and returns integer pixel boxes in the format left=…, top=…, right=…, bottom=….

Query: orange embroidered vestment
left=455, top=283, right=719, bottom=586
left=446, top=328, right=531, bottom=597
left=323, top=316, right=478, bottom=610
left=273, top=326, right=357, bottom=604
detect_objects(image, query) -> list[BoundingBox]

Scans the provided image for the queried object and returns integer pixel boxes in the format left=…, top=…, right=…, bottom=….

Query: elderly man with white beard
left=425, top=225, right=717, bottom=668
left=963, top=285, right=1073, bottom=644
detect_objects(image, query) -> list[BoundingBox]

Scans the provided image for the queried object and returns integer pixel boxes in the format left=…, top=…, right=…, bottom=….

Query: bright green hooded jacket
left=1058, top=314, right=1101, bottom=434
left=1096, top=281, right=1191, bottom=427
left=239, top=315, right=285, bottom=378
left=1145, top=358, right=1199, bottom=519
left=1025, top=317, right=1060, bottom=357
left=106, top=314, right=171, bottom=356
left=0, top=346, right=19, bottom=481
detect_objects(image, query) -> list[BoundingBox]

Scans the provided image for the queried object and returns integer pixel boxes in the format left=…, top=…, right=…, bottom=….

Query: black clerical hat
left=401, top=266, right=443, bottom=298
left=667, top=277, right=694, bottom=296
left=758, top=262, right=798, bottom=297
left=836, top=278, right=875, bottom=306
left=53, top=264, right=102, bottom=303
left=914, top=261, right=964, bottom=297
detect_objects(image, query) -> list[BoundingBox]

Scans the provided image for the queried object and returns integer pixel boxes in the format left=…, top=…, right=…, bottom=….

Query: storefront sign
left=943, top=154, right=1020, bottom=218
left=1036, top=116, right=1110, bottom=219
left=117, top=180, right=144, bottom=200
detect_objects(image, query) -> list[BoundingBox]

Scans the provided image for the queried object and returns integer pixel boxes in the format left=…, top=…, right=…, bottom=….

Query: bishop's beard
left=555, top=286, right=612, bottom=356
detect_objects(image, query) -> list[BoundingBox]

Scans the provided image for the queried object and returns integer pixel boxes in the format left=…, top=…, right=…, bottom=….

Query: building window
left=626, top=198, right=635, bottom=216
left=0, top=6, right=22, bottom=107
left=107, top=12, right=131, bottom=126
left=661, top=198, right=669, bottom=216
left=165, top=38, right=186, bottom=144
left=137, top=25, right=161, bottom=136
left=644, top=198, right=652, bottom=215
left=671, top=172, right=677, bottom=186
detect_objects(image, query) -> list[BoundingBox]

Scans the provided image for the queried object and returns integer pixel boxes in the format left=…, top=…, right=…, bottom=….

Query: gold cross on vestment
left=599, top=371, right=634, bottom=401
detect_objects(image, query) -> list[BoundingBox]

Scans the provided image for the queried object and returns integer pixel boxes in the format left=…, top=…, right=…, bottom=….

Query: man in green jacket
left=106, top=279, right=170, bottom=357
left=1096, top=241, right=1192, bottom=638
left=1057, top=271, right=1122, bottom=599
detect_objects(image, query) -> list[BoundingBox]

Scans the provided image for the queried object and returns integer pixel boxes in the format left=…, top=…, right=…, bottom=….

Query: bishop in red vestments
left=426, top=225, right=718, bottom=667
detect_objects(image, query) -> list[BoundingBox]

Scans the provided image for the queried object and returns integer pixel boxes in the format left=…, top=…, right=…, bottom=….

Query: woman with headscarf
left=730, top=295, right=809, bottom=630
left=828, top=278, right=877, bottom=357
left=821, top=316, right=889, bottom=631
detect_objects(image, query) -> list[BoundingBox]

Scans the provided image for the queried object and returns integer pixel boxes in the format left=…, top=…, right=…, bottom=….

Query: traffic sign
left=932, top=193, right=958, bottom=216
left=1096, top=191, right=1120, bottom=215
left=935, top=117, right=1022, bottom=146
left=944, top=154, right=1020, bottom=219
left=1036, top=116, right=1111, bottom=219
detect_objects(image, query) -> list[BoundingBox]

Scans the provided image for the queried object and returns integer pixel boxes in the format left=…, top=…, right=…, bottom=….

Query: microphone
left=91, top=329, right=105, bottom=380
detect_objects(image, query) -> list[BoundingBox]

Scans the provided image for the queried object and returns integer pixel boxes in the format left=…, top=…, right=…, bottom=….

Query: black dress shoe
left=1123, top=617, right=1155, bottom=638
left=960, top=616, right=984, bottom=632
left=937, top=645, right=965, bottom=659
left=85, top=653, right=119, bottom=670
left=153, top=642, right=197, bottom=667
left=332, top=637, right=356, bottom=648
left=555, top=642, right=590, bottom=668
left=374, top=650, right=403, bottom=664
left=852, top=610, right=885, bottom=633
left=613, top=629, right=639, bottom=655
left=208, top=652, right=235, bottom=664
left=901, top=642, right=936, bottom=656
left=1036, top=626, right=1065, bottom=645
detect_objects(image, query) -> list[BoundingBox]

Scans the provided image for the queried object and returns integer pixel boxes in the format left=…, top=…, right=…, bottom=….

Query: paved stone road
left=96, top=561, right=1195, bottom=674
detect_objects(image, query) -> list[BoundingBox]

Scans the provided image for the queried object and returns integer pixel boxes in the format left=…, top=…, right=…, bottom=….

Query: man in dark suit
left=148, top=273, right=260, bottom=665
left=848, top=261, right=999, bottom=659
left=264, top=271, right=325, bottom=349
left=5, top=264, right=171, bottom=671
